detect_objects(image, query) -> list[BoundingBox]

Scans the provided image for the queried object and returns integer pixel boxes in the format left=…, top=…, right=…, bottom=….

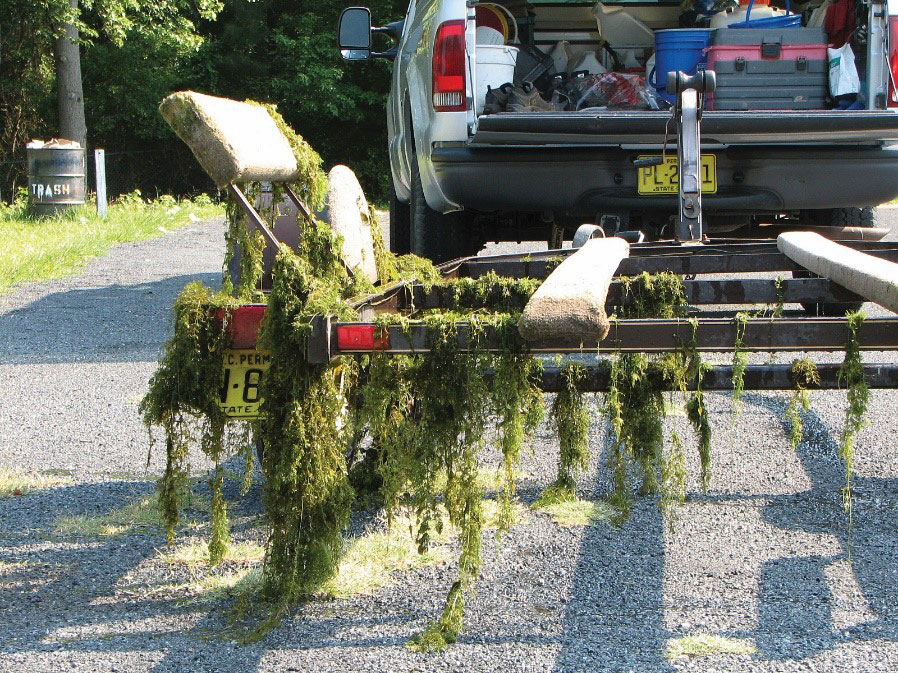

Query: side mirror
left=338, top=7, right=372, bottom=61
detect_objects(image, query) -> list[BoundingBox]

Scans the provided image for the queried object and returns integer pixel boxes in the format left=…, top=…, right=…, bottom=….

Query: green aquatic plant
left=838, top=311, right=869, bottom=525
left=731, top=312, right=749, bottom=410
left=536, top=362, right=590, bottom=506
left=139, top=282, right=239, bottom=562
left=786, top=358, right=820, bottom=450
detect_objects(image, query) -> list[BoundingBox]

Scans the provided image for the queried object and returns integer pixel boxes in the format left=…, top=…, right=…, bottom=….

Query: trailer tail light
left=432, top=20, right=467, bottom=112
left=890, top=17, right=898, bottom=107
left=336, top=325, right=390, bottom=351
left=215, top=305, right=266, bottom=349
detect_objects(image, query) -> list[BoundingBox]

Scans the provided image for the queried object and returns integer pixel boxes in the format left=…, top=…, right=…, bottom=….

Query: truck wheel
left=389, top=190, right=411, bottom=255
left=409, top=153, right=475, bottom=263
left=806, top=207, right=877, bottom=228
left=793, top=269, right=863, bottom=316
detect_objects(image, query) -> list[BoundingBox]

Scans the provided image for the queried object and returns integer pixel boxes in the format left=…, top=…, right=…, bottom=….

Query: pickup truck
left=339, top=0, right=898, bottom=262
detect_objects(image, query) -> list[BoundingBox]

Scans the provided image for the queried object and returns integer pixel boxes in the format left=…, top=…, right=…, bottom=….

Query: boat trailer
left=222, top=71, right=898, bottom=396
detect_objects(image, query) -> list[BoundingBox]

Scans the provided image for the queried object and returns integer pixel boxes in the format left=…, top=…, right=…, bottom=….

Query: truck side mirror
left=338, top=7, right=373, bottom=61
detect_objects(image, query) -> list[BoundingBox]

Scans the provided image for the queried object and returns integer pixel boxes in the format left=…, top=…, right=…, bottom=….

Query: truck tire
left=389, top=190, right=411, bottom=255
left=409, top=152, right=475, bottom=263
left=807, top=207, right=877, bottom=228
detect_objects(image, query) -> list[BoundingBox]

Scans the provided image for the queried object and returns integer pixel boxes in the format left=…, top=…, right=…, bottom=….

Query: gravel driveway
left=3, top=213, right=898, bottom=672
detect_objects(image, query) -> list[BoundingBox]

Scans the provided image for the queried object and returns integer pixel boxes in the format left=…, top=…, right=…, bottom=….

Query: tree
left=0, top=0, right=222, bottom=196
left=56, top=0, right=87, bottom=146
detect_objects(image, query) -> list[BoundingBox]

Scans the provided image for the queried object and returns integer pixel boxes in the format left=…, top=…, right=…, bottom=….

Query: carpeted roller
left=159, top=91, right=300, bottom=188
left=778, top=231, right=898, bottom=313
left=319, top=166, right=379, bottom=284
left=518, top=237, right=630, bottom=342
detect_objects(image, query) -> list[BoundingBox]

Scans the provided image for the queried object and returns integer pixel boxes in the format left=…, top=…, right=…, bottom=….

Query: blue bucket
left=730, top=0, right=800, bottom=28
left=650, top=29, right=713, bottom=104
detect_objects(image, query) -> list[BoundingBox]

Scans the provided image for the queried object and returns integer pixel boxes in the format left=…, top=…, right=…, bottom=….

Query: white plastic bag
left=828, top=43, right=860, bottom=98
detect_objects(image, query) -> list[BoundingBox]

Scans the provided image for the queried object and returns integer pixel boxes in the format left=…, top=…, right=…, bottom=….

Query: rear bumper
left=431, top=145, right=898, bottom=212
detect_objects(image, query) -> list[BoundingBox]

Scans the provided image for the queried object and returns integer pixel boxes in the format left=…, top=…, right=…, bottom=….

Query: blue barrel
left=650, top=29, right=713, bottom=104
left=27, top=144, right=86, bottom=216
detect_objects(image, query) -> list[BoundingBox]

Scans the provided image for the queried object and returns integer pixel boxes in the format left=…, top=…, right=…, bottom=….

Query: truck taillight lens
left=432, top=20, right=467, bottom=112
left=890, top=17, right=898, bottom=107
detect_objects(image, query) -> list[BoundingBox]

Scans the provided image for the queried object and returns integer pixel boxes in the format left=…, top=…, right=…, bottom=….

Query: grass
left=433, top=467, right=530, bottom=495
left=324, top=512, right=452, bottom=598
left=54, top=492, right=209, bottom=538
left=0, top=468, right=71, bottom=498
left=536, top=498, right=620, bottom=527
left=160, top=538, right=265, bottom=567
left=667, top=633, right=756, bottom=660
left=157, top=500, right=532, bottom=604
left=0, top=190, right=223, bottom=294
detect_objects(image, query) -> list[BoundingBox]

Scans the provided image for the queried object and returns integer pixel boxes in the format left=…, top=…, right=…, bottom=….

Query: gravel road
left=3, top=212, right=898, bottom=672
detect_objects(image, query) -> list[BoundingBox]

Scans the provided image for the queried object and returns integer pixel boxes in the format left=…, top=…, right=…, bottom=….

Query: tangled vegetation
left=603, top=273, right=710, bottom=521
left=731, top=312, right=749, bottom=410
left=786, top=358, right=821, bottom=450
left=838, top=312, right=869, bottom=524
left=142, top=113, right=875, bottom=648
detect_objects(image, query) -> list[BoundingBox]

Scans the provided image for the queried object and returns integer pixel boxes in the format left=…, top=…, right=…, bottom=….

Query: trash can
left=26, top=139, right=86, bottom=216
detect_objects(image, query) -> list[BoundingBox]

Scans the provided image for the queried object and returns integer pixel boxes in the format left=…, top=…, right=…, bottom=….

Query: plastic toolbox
left=706, top=28, right=828, bottom=110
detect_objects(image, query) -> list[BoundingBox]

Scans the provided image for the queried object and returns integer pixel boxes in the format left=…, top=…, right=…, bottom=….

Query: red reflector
left=432, top=20, right=467, bottom=112
left=890, top=18, right=898, bottom=107
left=336, top=326, right=390, bottom=351
left=215, top=305, right=266, bottom=349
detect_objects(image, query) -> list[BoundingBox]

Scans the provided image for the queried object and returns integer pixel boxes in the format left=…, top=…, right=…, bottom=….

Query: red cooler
left=706, top=27, right=829, bottom=110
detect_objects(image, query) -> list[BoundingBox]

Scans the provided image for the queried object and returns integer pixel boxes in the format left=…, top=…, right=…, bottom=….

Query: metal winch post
left=668, top=70, right=716, bottom=243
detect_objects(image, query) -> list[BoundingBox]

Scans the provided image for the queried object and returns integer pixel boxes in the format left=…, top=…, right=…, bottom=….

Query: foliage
left=3, top=0, right=406, bottom=202
left=139, top=282, right=237, bottom=559
left=838, top=311, right=869, bottom=523
left=603, top=275, right=709, bottom=525
left=618, top=271, right=688, bottom=319
left=786, top=358, right=820, bottom=450
left=256, top=248, right=357, bottom=609
left=1, top=0, right=223, bottom=198
left=536, top=363, right=590, bottom=506
left=731, top=312, right=749, bottom=410
left=446, top=271, right=543, bottom=313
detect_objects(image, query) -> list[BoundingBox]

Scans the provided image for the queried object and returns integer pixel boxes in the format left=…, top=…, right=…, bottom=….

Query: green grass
left=667, top=633, right=756, bottom=660
left=0, top=191, right=223, bottom=294
left=160, top=538, right=266, bottom=567
left=54, top=491, right=209, bottom=538
left=0, top=468, right=71, bottom=498
left=536, top=498, right=620, bottom=527
left=324, top=512, right=452, bottom=598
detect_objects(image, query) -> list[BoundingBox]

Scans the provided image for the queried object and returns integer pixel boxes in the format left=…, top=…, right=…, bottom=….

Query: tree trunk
left=54, top=0, right=87, bottom=147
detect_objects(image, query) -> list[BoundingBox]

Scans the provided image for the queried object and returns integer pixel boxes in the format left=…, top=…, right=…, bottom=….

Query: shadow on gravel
left=746, top=393, right=898, bottom=660
left=554, top=429, right=673, bottom=673
left=0, top=272, right=220, bottom=365
left=0, top=454, right=265, bottom=665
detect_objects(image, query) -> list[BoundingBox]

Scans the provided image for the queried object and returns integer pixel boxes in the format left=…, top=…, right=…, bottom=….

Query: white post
left=94, top=148, right=107, bottom=218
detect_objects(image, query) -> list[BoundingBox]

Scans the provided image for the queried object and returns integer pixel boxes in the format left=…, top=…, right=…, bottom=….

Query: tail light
left=215, top=305, right=266, bottom=349
left=336, top=325, right=390, bottom=351
left=890, top=17, right=898, bottom=107
left=432, top=20, right=467, bottom=112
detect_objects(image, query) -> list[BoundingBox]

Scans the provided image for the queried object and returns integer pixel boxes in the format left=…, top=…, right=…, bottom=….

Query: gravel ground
left=3, top=211, right=898, bottom=672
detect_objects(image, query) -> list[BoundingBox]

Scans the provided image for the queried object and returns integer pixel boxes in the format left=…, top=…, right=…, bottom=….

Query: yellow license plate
left=637, top=155, right=717, bottom=195
left=219, top=349, right=271, bottom=418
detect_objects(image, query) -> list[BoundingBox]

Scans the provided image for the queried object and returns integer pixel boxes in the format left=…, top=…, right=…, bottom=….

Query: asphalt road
left=2, top=211, right=898, bottom=672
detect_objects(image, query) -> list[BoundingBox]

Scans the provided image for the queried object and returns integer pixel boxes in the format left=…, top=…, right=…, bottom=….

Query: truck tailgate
left=470, top=110, right=898, bottom=146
